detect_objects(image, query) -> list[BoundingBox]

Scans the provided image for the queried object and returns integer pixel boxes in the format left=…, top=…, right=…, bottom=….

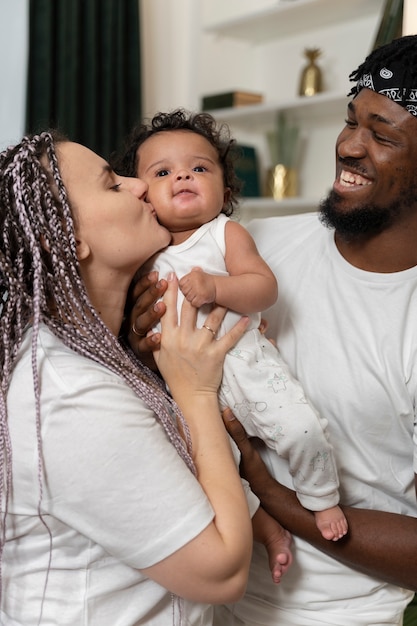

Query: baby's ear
left=223, top=187, right=231, bottom=207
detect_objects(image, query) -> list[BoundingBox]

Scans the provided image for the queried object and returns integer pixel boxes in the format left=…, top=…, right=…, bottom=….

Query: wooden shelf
left=205, top=0, right=384, bottom=43
left=208, top=92, right=348, bottom=130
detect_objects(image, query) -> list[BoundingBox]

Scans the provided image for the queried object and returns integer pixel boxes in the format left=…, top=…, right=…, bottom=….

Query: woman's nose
left=121, top=176, right=148, bottom=199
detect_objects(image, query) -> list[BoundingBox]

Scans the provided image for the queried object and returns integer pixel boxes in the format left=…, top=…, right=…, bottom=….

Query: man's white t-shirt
left=217, top=213, right=417, bottom=626
left=3, top=326, right=215, bottom=625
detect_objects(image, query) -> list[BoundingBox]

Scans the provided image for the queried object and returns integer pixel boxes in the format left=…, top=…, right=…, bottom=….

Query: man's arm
left=124, top=271, right=167, bottom=360
left=223, top=408, right=417, bottom=591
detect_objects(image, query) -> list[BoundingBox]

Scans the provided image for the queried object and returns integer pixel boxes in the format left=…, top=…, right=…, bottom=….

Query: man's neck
left=335, top=224, right=417, bottom=273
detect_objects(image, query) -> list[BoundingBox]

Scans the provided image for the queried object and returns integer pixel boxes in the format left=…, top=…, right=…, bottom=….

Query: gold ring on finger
left=202, top=324, right=216, bottom=337
left=131, top=323, right=147, bottom=337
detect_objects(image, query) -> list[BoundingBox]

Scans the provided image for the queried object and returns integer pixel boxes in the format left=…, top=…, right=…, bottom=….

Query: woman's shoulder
left=11, top=325, right=155, bottom=433
left=19, top=325, right=134, bottom=395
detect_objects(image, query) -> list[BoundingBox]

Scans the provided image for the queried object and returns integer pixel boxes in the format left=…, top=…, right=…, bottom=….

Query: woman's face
left=57, top=142, right=171, bottom=276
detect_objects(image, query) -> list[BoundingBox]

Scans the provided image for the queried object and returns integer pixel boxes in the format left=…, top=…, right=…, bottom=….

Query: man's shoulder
left=247, top=211, right=319, bottom=236
left=247, top=212, right=324, bottom=256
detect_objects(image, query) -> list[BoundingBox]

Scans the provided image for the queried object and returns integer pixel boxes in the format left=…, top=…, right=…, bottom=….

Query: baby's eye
left=156, top=169, right=169, bottom=177
left=111, top=183, right=122, bottom=191
left=193, top=165, right=206, bottom=173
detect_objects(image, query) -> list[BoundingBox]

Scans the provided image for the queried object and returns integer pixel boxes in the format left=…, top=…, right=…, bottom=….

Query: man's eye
left=374, top=133, right=391, bottom=144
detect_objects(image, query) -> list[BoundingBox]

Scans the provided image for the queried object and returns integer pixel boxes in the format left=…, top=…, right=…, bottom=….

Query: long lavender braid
left=0, top=132, right=196, bottom=609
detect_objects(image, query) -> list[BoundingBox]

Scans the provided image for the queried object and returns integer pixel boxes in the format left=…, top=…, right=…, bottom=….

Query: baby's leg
left=315, top=505, right=348, bottom=541
left=252, top=506, right=293, bottom=584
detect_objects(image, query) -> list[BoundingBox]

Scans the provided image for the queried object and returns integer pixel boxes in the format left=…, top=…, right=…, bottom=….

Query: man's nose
left=337, top=128, right=368, bottom=160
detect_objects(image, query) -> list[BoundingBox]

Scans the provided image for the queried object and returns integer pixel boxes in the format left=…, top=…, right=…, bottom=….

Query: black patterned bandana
left=353, top=61, right=417, bottom=118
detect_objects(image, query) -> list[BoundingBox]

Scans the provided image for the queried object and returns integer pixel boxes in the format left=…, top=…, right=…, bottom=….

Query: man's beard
left=319, top=189, right=414, bottom=240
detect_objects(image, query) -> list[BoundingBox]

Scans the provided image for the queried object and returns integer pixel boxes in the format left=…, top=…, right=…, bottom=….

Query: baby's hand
left=155, top=274, right=249, bottom=403
left=179, top=267, right=216, bottom=307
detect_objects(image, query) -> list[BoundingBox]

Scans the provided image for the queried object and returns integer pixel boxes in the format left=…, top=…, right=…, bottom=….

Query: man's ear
left=76, top=238, right=91, bottom=261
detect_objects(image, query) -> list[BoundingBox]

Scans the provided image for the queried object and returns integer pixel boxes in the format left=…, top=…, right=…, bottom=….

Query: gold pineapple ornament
left=299, top=48, right=323, bottom=97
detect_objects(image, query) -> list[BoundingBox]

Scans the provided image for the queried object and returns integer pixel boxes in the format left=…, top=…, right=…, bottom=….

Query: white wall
left=403, top=0, right=417, bottom=34
left=0, top=0, right=29, bottom=150
left=140, top=0, right=202, bottom=117
left=202, top=0, right=277, bottom=25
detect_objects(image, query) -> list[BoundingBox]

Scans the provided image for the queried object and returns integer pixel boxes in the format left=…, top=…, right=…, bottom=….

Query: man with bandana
left=130, top=35, right=417, bottom=625
left=209, top=34, right=417, bottom=626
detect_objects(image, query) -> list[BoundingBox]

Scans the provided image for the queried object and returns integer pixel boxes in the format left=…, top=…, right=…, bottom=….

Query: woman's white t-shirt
left=3, top=326, right=214, bottom=625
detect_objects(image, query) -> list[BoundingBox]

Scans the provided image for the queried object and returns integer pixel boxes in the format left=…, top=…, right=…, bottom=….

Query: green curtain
left=404, top=593, right=417, bottom=626
left=26, top=0, right=141, bottom=160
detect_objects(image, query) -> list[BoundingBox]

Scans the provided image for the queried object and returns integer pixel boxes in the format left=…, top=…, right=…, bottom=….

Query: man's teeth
left=340, top=169, right=371, bottom=187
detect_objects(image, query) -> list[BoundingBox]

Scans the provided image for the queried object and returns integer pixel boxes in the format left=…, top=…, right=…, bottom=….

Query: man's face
left=320, top=88, right=417, bottom=239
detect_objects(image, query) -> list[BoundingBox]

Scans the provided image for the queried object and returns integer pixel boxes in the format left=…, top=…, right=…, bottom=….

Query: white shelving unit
left=201, top=0, right=385, bottom=221
left=205, top=0, right=383, bottom=43
left=206, top=91, right=348, bottom=131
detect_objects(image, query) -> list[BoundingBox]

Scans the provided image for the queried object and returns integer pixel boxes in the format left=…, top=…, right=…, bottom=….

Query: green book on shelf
left=202, top=91, right=263, bottom=111
left=234, top=145, right=260, bottom=198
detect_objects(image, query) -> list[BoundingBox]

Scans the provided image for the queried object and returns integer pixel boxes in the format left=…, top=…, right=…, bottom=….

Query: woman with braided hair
left=0, top=132, right=253, bottom=624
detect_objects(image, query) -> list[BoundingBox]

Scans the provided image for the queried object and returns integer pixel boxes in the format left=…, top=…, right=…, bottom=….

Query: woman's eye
left=111, top=183, right=122, bottom=191
left=344, top=118, right=356, bottom=128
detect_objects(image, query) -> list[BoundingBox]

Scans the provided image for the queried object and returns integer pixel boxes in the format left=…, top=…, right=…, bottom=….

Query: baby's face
left=136, top=129, right=228, bottom=237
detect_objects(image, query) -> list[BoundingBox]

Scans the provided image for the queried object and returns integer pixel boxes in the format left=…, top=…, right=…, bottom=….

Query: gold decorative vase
left=299, top=48, right=322, bottom=97
left=265, top=164, right=298, bottom=200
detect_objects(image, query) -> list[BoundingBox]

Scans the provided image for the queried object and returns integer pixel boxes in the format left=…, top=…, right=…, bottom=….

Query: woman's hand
left=155, top=273, right=249, bottom=404
left=144, top=275, right=253, bottom=601
left=143, top=282, right=253, bottom=602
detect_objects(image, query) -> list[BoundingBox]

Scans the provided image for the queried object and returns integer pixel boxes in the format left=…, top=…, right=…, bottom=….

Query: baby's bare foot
left=265, top=527, right=293, bottom=584
left=315, top=505, right=348, bottom=541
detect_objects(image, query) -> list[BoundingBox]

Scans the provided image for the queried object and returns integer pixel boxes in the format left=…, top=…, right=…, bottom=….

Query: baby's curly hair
left=111, top=108, right=242, bottom=216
